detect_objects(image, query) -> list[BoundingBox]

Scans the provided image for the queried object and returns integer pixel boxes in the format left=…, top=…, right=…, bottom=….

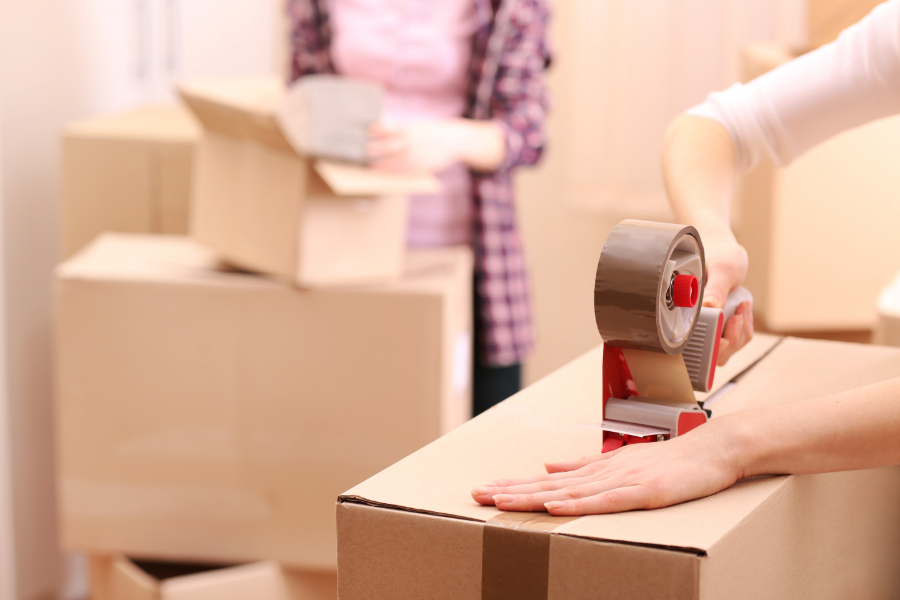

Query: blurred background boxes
left=89, top=555, right=337, bottom=600
left=61, top=106, right=200, bottom=259
left=736, top=42, right=900, bottom=334
left=89, top=556, right=291, bottom=600
left=54, top=233, right=471, bottom=571
left=180, top=77, right=439, bottom=288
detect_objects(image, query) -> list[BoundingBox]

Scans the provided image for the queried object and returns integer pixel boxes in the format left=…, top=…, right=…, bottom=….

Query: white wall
left=0, top=2, right=282, bottom=598
left=520, top=0, right=807, bottom=384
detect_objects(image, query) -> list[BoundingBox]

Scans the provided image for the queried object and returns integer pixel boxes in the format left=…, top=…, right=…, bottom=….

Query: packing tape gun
left=594, top=219, right=753, bottom=453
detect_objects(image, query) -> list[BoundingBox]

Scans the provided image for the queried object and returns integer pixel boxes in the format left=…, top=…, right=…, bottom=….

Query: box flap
left=341, top=335, right=900, bottom=552
left=56, top=233, right=468, bottom=296
left=313, top=160, right=440, bottom=196
left=178, top=76, right=294, bottom=153
left=63, top=105, right=200, bottom=142
left=161, top=561, right=289, bottom=600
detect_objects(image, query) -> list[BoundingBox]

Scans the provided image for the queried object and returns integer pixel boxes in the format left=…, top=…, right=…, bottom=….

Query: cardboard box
left=55, top=233, right=472, bottom=569
left=179, top=77, right=439, bottom=287
left=61, top=105, right=200, bottom=258
left=809, top=0, right=884, bottom=49
left=337, top=334, right=900, bottom=599
left=89, top=554, right=337, bottom=600
left=737, top=43, right=900, bottom=331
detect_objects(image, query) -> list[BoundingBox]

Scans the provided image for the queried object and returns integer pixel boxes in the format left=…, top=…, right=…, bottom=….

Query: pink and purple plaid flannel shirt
left=287, top=0, right=552, bottom=367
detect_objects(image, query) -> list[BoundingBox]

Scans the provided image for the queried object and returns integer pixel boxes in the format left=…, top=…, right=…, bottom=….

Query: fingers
left=545, top=485, right=652, bottom=515
left=492, top=479, right=628, bottom=512
left=367, top=135, right=409, bottom=162
left=544, top=452, right=612, bottom=474
left=717, top=301, right=754, bottom=366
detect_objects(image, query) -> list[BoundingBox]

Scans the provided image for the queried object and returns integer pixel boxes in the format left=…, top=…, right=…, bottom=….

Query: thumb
left=702, top=265, right=739, bottom=310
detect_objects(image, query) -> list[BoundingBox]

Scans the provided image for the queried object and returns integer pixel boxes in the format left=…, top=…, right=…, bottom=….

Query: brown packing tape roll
left=481, top=512, right=579, bottom=600
left=595, top=220, right=706, bottom=355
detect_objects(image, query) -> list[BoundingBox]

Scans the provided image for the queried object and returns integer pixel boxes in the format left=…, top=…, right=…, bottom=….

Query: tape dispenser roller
left=595, top=219, right=752, bottom=453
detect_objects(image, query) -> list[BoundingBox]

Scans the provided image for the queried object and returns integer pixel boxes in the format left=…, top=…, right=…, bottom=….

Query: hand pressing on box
left=367, top=119, right=505, bottom=174
left=471, top=418, right=742, bottom=515
left=472, top=375, right=900, bottom=515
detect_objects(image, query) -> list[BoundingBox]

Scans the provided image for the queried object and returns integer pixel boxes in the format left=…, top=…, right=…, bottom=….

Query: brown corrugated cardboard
left=809, top=0, right=884, bottom=49
left=338, top=335, right=900, bottom=599
left=55, top=233, right=471, bottom=570
left=179, top=77, right=439, bottom=287
left=88, top=554, right=330, bottom=600
left=737, top=43, right=900, bottom=331
left=61, top=105, right=200, bottom=258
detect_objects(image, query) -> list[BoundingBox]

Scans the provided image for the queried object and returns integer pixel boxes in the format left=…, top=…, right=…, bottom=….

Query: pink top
left=330, top=0, right=477, bottom=247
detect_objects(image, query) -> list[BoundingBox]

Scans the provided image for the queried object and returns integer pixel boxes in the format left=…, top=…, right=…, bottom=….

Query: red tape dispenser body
left=595, top=220, right=750, bottom=453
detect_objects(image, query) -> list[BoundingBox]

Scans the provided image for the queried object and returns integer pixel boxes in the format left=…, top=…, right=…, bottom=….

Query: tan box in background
left=808, top=0, right=884, bottom=49
left=179, top=77, right=439, bottom=287
left=55, top=233, right=471, bottom=570
left=338, top=335, right=900, bottom=599
left=61, top=106, right=200, bottom=258
left=89, top=554, right=337, bottom=600
left=737, top=42, right=900, bottom=332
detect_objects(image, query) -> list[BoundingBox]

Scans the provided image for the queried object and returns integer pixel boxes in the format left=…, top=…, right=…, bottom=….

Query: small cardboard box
left=89, top=555, right=292, bottom=600
left=61, top=106, right=200, bottom=258
left=737, top=42, right=900, bottom=331
left=55, top=233, right=471, bottom=569
left=178, top=77, right=439, bottom=287
left=338, top=335, right=900, bottom=599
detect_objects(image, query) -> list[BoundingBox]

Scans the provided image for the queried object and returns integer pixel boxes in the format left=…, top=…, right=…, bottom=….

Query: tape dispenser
left=595, top=219, right=752, bottom=453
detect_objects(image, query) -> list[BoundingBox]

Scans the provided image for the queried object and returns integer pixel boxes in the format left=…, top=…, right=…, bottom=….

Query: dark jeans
left=472, top=277, right=522, bottom=417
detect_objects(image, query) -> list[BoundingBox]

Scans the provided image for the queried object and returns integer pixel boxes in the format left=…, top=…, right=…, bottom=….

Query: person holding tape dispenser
left=472, top=0, right=900, bottom=515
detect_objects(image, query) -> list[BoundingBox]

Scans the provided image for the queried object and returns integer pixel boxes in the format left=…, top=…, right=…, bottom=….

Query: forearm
left=720, top=376, right=900, bottom=478
left=662, top=115, right=737, bottom=243
left=449, top=119, right=506, bottom=172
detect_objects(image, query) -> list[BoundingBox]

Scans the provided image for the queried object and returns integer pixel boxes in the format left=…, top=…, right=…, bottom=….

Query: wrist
left=709, top=413, right=759, bottom=481
left=450, top=118, right=505, bottom=171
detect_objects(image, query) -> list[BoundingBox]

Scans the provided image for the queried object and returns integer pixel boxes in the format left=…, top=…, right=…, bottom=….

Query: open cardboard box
left=55, top=233, right=471, bottom=569
left=338, top=334, right=900, bottom=599
left=178, top=76, right=439, bottom=287
left=89, top=554, right=337, bottom=600
left=61, top=105, right=199, bottom=258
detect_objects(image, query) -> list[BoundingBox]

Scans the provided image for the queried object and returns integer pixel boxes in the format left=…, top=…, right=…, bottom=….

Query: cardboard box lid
left=178, top=76, right=439, bottom=196
left=105, top=555, right=290, bottom=600
left=341, top=335, right=900, bottom=554
left=56, top=232, right=465, bottom=295
left=63, top=105, right=200, bottom=142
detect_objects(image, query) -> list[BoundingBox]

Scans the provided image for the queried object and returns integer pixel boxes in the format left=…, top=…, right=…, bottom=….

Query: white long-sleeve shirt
left=688, top=0, right=900, bottom=173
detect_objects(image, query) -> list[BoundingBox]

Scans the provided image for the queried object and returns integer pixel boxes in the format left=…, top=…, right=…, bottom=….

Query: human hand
left=366, top=120, right=461, bottom=174
left=701, top=231, right=753, bottom=365
left=470, top=418, right=743, bottom=515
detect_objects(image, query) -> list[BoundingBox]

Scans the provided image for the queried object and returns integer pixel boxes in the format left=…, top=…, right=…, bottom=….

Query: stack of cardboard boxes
left=55, top=77, right=472, bottom=598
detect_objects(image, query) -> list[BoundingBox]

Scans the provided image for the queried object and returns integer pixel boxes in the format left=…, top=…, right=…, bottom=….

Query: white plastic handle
left=722, top=286, right=753, bottom=324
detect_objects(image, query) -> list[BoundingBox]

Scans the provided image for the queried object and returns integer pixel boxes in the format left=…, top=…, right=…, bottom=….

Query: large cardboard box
left=55, top=233, right=472, bottom=569
left=89, top=555, right=336, bottom=600
left=61, top=106, right=199, bottom=258
left=737, top=42, right=900, bottom=331
left=179, top=77, right=439, bottom=287
left=338, top=334, right=900, bottom=599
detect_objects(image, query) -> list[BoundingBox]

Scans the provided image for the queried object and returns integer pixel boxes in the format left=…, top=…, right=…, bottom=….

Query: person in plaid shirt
left=288, top=0, right=552, bottom=415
